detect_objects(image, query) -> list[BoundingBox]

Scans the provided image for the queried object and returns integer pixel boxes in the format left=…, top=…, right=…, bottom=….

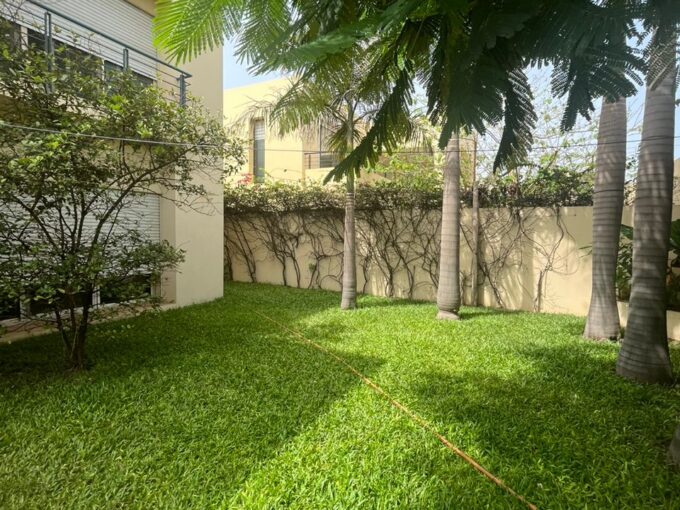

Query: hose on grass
left=254, top=310, right=538, bottom=510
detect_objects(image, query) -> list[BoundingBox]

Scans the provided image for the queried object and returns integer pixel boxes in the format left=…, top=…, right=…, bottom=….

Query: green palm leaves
left=154, top=1, right=661, bottom=180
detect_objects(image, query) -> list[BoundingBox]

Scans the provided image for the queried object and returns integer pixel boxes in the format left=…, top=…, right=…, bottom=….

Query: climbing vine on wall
left=224, top=173, right=589, bottom=308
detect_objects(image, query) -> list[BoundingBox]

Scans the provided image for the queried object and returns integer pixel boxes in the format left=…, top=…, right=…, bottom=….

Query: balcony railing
left=2, top=0, right=191, bottom=105
left=303, top=151, right=340, bottom=171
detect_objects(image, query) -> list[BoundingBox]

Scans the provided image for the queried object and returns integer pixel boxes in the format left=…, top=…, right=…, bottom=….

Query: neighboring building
left=224, top=78, right=340, bottom=184
left=0, top=0, right=224, bottom=322
left=224, top=78, right=443, bottom=186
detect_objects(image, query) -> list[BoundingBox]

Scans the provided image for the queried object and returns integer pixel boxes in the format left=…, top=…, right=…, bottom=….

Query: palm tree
left=340, top=155, right=357, bottom=308
left=236, top=59, right=427, bottom=309
left=545, top=4, right=640, bottom=340
left=616, top=29, right=676, bottom=384
left=340, top=97, right=357, bottom=310
left=437, top=134, right=462, bottom=320
left=583, top=98, right=627, bottom=339
left=237, top=71, right=372, bottom=309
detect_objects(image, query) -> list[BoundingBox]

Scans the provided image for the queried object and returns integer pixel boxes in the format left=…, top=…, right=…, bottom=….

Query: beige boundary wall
left=225, top=205, right=680, bottom=340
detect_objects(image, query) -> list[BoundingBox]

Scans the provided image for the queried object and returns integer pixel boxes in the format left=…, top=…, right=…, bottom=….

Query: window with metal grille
left=104, top=59, right=154, bottom=87
left=252, top=119, right=265, bottom=183
left=318, top=122, right=338, bottom=169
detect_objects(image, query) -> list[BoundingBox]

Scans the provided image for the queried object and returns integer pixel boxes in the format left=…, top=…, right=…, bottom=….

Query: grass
left=1, top=282, right=679, bottom=509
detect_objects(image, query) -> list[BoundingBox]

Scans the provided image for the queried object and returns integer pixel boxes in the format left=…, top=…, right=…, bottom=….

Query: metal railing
left=2, top=0, right=191, bottom=105
left=303, top=151, right=340, bottom=170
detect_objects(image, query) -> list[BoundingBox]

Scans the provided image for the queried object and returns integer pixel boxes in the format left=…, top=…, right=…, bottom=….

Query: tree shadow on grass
left=0, top=296, right=384, bottom=508
left=409, top=342, right=680, bottom=509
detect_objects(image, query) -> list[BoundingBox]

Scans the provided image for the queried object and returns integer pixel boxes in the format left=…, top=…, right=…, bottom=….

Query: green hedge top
left=224, top=167, right=594, bottom=215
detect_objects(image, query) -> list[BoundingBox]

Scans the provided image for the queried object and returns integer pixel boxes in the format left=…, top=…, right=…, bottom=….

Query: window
left=0, top=22, right=21, bottom=72
left=252, top=119, right=265, bottom=183
left=26, top=29, right=102, bottom=79
left=318, top=123, right=339, bottom=169
left=104, top=60, right=154, bottom=87
left=18, top=274, right=153, bottom=317
left=54, top=39, right=102, bottom=78
left=28, top=292, right=86, bottom=316
left=26, top=28, right=45, bottom=50
left=0, top=294, right=20, bottom=321
left=319, top=152, right=338, bottom=169
left=100, top=274, right=153, bottom=305
left=1, top=21, right=21, bottom=49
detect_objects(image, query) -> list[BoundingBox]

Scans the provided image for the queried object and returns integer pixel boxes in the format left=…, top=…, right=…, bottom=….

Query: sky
left=223, top=40, right=279, bottom=89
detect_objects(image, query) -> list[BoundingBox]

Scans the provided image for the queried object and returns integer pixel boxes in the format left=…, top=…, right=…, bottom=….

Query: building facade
left=224, top=78, right=339, bottom=184
left=0, top=0, right=225, bottom=325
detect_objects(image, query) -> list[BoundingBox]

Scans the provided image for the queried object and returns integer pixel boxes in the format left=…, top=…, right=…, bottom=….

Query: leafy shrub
left=616, top=221, right=680, bottom=311
left=224, top=167, right=594, bottom=214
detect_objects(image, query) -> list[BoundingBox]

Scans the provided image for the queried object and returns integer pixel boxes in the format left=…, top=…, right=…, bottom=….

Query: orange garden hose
left=254, top=310, right=538, bottom=510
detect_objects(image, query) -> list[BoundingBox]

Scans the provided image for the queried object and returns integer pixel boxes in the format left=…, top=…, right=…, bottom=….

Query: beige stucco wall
left=162, top=46, right=225, bottom=307
left=225, top=205, right=680, bottom=339
left=125, top=0, right=154, bottom=15
left=126, top=0, right=225, bottom=306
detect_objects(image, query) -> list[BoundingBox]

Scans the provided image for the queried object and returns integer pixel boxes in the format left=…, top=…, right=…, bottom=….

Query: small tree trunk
left=69, top=327, right=87, bottom=371
left=341, top=172, right=357, bottom=309
left=616, top=34, right=675, bottom=384
left=669, top=424, right=680, bottom=467
left=67, top=295, right=91, bottom=371
left=437, top=134, right=461, bottom=320
left=584, top=97, right=626, bottom=340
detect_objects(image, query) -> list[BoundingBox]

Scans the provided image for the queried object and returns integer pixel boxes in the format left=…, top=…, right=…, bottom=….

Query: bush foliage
left=0, top=20, right=244, bottom=368
left=224, top=166, right=594, bottom=214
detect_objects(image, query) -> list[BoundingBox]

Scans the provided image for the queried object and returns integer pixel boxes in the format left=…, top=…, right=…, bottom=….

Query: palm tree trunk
left=670, top=423, right=680, bottom=466
left=470, top=133, right=480, bottom=306
left=616, top=36, right=675, bottom=384
left=340, top=100, right=357, bottom=310
left=584, top=98, right=627, bottom=340
left=437, top=134, right=461, bottom=320
left=340, top=171, right=357, bottom=309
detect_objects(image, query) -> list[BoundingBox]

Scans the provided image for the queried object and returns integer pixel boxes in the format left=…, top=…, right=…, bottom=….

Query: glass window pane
left=253, top=120, right=265, bottom=183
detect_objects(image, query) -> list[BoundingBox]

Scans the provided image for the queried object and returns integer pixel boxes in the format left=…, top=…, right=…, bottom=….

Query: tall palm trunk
left=584, top=98, right=627, bottom=339
left=470, top=133, right=480, bottom=306
left=341, top=171, right=357, bottom=309
left=437, top=134, right=461, bottom=320
left=616, top=36, right=675, bottom=384
left=670, top=423, right=680, bottom=466
left=340, top=103, right=357, bottom=310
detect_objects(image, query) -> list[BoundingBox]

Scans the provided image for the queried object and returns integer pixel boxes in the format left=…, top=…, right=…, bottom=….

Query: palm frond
left=325, top=64, right=415, bottom=183
left=154, top=0, right=244, bottom=63
left=494, top=69, right=537, bottom=170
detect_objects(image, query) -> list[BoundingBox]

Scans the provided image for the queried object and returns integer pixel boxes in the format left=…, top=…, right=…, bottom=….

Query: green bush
left=616, top=221, right=680, bottom=311
left=224, top=166, right=594, bottom=214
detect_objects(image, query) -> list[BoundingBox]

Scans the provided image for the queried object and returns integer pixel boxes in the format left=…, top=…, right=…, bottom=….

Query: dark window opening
left=319, top=153, right=338, bottom=168
left=315, top=122, right=339, bottom=169
left=26, top=28, right=45, bottom=50
left=28, top=292, right=86, bottom=316
left=1, top=20, right=21, bottom=49
left=100, top=274, right=152, bottom=305
left=0, top=295, right=20, bottom=321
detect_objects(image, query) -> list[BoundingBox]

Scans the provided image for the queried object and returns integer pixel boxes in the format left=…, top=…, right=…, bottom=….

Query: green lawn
left=1, top=283, right=679, bottom=509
